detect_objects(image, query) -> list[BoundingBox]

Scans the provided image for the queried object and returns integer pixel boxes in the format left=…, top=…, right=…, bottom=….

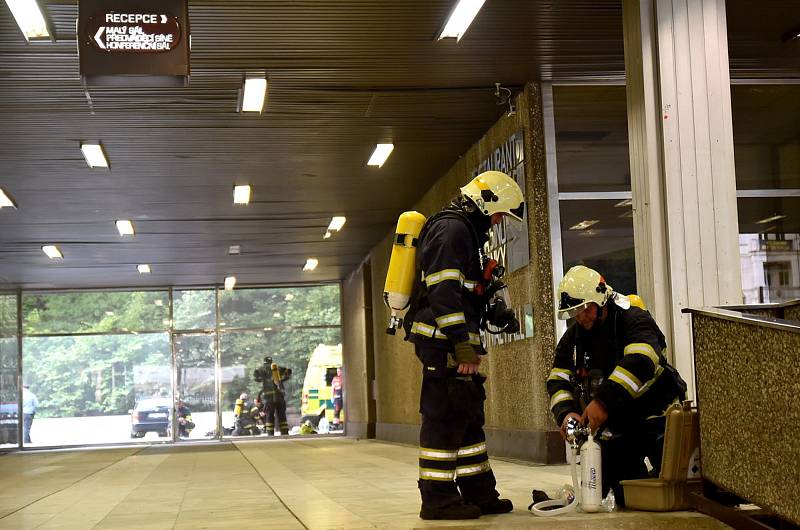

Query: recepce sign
left=79, top=0, right=189, bottom=87
left=87, top=12, right=181, bottom=52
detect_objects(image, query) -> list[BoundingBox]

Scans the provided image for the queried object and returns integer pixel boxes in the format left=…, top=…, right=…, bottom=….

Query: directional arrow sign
left=160, top=14, right=167, bottom=23
left=94, top=26, right=106, bottom=49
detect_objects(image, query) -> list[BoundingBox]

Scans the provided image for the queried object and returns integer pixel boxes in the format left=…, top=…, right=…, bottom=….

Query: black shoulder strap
left=401, top=209, right=479, bottom=341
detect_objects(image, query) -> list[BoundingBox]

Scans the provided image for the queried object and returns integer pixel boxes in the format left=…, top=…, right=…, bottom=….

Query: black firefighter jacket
left=407, top=212, right=486, bottom=353
left=547, top=302, right=686, bottom=431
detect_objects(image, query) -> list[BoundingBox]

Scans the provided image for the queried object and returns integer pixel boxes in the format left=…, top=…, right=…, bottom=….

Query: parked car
left=0, top=401, right=18, bottom=444
left=130, top=398, right=171, bottom=438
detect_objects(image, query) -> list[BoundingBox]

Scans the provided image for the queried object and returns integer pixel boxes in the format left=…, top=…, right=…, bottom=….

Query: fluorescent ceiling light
left=42, top=245, right=62, bottom=259
left=328, top=216, right=346, bottom=232
left=224, top=276, right=237, bottom=290
left=80, top=142, right=109, bottom=168
left=438, top=0, right=487, bottom=41
left=323, top=231, right=331, bottom=240
left=614, top=199, right=633, bottom=208
left=116, top=219, right=135, bottom=236
left=303, top=258, right=319, bottom=271
left=0, top=188, right=16, bottom=208
left=367, top=143, right=394, bottom=167
left=233, top=185, right=251, bottom=205
left=756, top=214, right=787, bottom=224
left=241, top=76, right=267, bottom=113
left=137, top=264, right=151, bottom=274
left=4, top=0, right=49, bottom=41
left=228, top=245, right=241, bottom=255
left=569, top=220, right=600, bottom=231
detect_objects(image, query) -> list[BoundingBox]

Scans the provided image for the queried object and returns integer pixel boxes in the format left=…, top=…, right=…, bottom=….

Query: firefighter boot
left=477, top=498, right=513, bottom=515
left=420, top=501, right=481, bottom=520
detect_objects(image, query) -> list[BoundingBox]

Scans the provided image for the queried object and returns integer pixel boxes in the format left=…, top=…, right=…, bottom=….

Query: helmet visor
left=509, top=202, right=525, bottom=221
left=557, top=291, right=588, bottom=320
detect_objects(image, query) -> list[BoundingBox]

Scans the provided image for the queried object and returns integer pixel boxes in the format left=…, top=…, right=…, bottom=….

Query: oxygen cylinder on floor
left=383, top=211, right=426, bottom=334
left=580, top=433, right=602, bottom=512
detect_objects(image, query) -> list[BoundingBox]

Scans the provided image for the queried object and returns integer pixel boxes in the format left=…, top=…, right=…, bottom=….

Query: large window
left=552, top=85, right=637, bottom=296
left=1, top=294, right=18, bottom=449
left=0, top=284, right=343, bottom=449
left=734, top=85, right=800, bottom=303
left=21, top=290, right=172, bottom=447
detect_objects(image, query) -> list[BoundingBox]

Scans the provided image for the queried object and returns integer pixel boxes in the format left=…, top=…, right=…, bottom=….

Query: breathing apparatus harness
left=401, top=199, right=520, bottom=341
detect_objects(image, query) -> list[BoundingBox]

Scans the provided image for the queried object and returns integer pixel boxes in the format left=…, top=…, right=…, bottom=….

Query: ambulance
left=300, top=344, right=343, bottom=427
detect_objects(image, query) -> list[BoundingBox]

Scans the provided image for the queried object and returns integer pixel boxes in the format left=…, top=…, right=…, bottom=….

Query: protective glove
left=453, top=341, right=480, bottom=365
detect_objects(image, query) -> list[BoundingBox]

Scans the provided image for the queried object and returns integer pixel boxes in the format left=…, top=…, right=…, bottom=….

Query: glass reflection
left=560, top=199, right=637, bottom=296
left=220, top=328, right=342, bottom=437
left=174, top=333, right=216, bottom=440
left=22, top=333, right=172, bottom=446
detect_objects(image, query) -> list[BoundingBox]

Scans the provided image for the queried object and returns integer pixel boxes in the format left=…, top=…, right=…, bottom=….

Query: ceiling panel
left=0, top=0, right=797, bottom=289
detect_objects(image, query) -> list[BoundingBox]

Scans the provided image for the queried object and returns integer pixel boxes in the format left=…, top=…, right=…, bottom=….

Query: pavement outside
left=0, top=437, right=730, bottom=529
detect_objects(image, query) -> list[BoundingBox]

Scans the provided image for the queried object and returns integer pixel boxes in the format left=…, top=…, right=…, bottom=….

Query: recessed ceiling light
left=228, top=245, right=241, bottom=255
left=367, top=143, right=394, bottom=167
left=116, top=219, right=135, bottom=236
left=42, top=245, right=62, bottom=259
left=614, top=199, right=633, bottom=208
left=224, top=276, right=237, bottom=290
left=569, top=220, right=600, bottom=230
left=328, top=216, right=346, bottom=232
left=303, top=258, right=319, bottom=271
left=0, top=188, right=16, bottom=208
left=756, top=214, right=787, bottom=224
left=137, top=264, right=151, bottom=274
left=80, top=142, right=109, bottom=168
left=240, top=75, right=267, bottom=113
left=4, top=0, right=50, bottom=41
left=233, top=185, right=251, bottom=205
left=438, top=0, right=487, bottom=41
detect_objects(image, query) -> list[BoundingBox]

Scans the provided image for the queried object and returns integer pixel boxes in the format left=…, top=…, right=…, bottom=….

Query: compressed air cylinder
left=580, top=433, right=602, bottom=512
left=383, top=211, right=426, bottom=332
left=628, top=294, right=647, bottom=310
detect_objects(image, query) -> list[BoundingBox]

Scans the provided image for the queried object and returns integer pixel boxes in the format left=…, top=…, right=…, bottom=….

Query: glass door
left=173, top=332, right=218, bottom=441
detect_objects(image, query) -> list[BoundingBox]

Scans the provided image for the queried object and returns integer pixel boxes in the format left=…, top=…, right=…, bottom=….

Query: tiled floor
left=0, top=438, right=730, bottom=529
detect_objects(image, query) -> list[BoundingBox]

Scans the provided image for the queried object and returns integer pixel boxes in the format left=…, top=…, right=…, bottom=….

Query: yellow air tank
left=384, top=211, right=427, bottom=334
left=628, top=294, right=647, bottom=310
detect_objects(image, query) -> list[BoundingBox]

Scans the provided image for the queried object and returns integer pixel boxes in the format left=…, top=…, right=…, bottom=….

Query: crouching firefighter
left=401, top=171, right=525, bottom=520
left=547, top=265, right=688, bottom=506
left=232, top=393, right=260, bottom=436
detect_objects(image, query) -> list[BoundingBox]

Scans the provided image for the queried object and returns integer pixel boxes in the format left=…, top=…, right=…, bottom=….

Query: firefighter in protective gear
left=254, top=356, right=292, bottom=435
left=232, top=393, right=260, bottom=436
left=548, top=265, right=687, bottom=506
left=406, top=171, right=523, bottom=520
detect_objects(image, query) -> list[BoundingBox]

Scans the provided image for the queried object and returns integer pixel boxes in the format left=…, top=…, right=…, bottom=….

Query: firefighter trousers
left=416, top=345, right=500, bottom=509
left=264, top=395, right=289, bottom=435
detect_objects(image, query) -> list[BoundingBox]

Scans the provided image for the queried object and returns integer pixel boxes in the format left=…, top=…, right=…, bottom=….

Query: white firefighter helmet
left=239, top=392, right=248, bottom=400
left=460, top=171, right=525, bottom=222
left=556, top=265, right=614, bottom=320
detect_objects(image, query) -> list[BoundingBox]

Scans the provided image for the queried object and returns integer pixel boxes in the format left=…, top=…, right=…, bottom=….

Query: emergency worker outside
left=405, top=171, right=525, bottom=520
left=548, top=265, right=687, bottom=505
